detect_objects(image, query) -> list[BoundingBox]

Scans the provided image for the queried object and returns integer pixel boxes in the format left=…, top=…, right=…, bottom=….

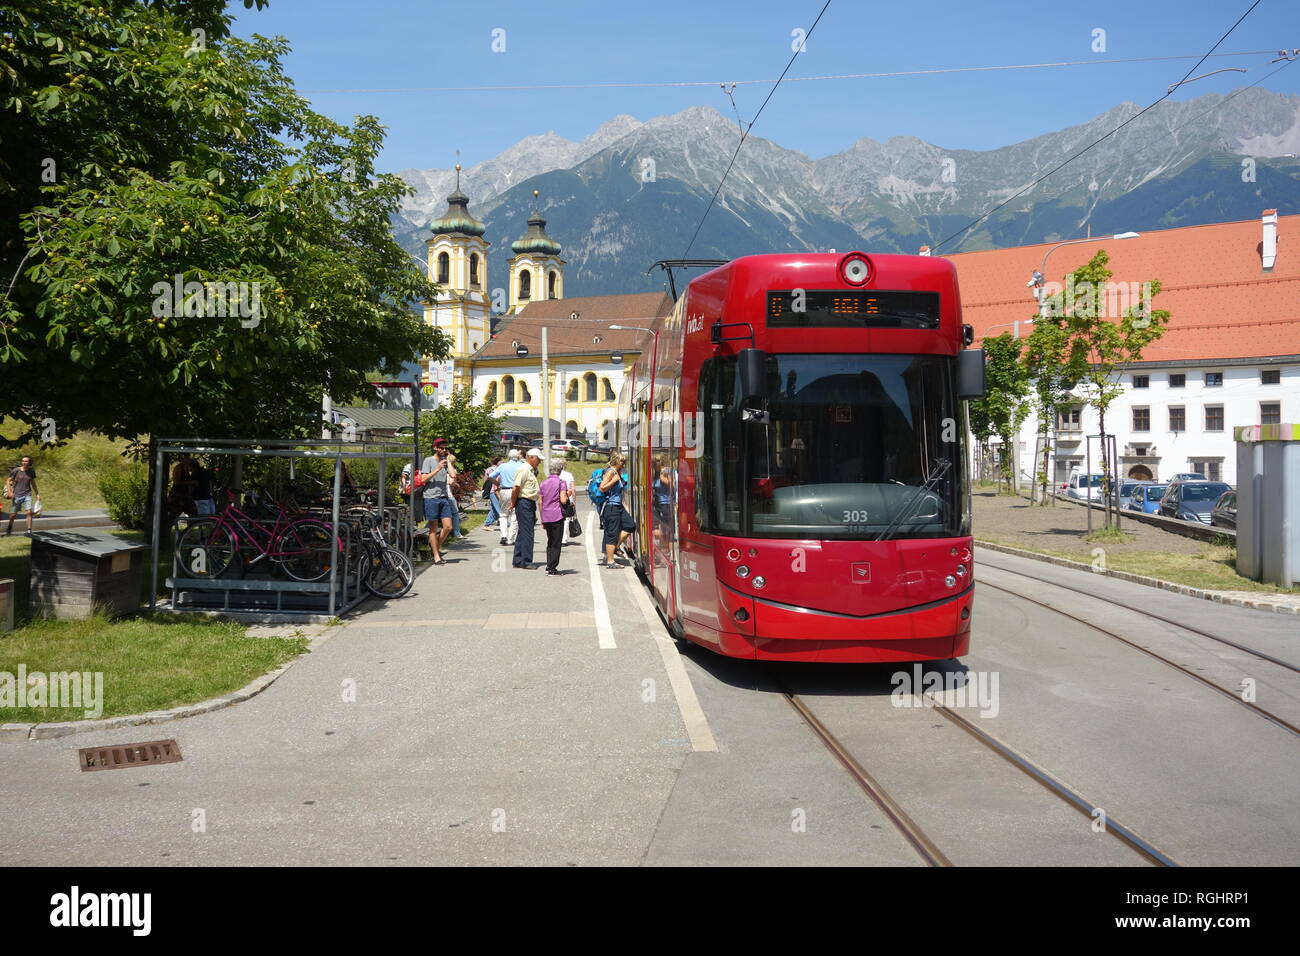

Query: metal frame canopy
left=149, top=436, right=417, bottom=617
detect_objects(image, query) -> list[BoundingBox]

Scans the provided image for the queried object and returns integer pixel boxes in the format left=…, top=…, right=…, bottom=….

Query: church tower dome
left=507, top=190, right=565, bottom=314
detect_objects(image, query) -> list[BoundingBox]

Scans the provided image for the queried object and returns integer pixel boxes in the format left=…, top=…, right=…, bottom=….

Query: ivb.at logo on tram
left=616, top=252, right=986, bottom=663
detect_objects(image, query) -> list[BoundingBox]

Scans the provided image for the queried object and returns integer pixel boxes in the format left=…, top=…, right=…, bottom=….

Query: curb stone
left=4, top=622, right=341, bottom=743
left=975, top=539, right=1300, bottom=616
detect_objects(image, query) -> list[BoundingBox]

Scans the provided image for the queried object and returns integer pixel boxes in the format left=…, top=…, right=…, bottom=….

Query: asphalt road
left=0, top=523, right=1296, bottom=866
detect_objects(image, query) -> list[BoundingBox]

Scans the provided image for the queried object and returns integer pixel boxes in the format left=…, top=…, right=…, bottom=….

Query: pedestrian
left=431, top=439, right=469, bottom=540
left=598, top=451, right=633, bottom=568
left=419, top=443, right=456, bottom=565
left=559, top=459, right=577, bottom=545
left=192, top=456, right=215, bottom=516
left=653, top=461, right=674, bottom=547
left=494, top=449, right=524, bottom=547
left=482, top=456, right=503, bottom=530
left=510, top=448, right=543, bottom=568
left=539, top=457, right=571, bottom=575
left=3, top=455, right=39, bottom=536
left=166, top=454, right=199, bottom=520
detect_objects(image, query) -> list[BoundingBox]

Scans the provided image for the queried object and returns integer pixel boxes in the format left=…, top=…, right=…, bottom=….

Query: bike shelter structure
left=149, top=437, right=418, bottom=617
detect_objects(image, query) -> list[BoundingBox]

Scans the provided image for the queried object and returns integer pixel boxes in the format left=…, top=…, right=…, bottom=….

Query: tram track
left=976, top=563, right=1300, bottom=741
left=977, top=556, right=1300, bottom=676
left=774, top=678, right=1177, bottom=867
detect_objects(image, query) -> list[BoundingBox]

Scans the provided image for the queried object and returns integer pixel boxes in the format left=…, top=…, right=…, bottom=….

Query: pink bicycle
left=174, top=489, right=341, bottom=582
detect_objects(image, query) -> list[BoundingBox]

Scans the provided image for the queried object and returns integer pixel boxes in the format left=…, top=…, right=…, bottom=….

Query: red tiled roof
left=947, top=214, right=1300, bottom=363
left=473, top=292, right=673, bottom=359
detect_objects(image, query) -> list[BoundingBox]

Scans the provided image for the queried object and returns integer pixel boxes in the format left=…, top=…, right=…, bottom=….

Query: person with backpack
left=481, top=456, right=503, bottom=530
left=596, top=451, right=634, bottom=568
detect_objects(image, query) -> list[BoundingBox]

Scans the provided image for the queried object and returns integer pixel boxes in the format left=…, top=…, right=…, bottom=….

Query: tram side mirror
left=738, top=348, right=769, bottom=402
left=958, top=348, right=986, bottom=399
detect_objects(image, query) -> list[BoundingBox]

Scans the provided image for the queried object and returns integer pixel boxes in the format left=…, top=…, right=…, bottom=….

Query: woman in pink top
left=539, top=458, right=571, bottom=575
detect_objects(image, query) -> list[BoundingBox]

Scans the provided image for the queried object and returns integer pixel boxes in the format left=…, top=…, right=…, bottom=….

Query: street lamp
left=1029, top=232, right=1140, bottom=304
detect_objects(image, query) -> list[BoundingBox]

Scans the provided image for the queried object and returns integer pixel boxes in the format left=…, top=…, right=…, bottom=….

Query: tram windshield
left=698, top=353, right=968, bottom=539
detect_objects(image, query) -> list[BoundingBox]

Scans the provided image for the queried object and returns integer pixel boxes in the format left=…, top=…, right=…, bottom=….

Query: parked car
left=1171, top=472, right=1206, bottom=482
left=497, top=431, right=531, bottom=448
left=1126, top=483, right=1168, bottom=514
left=1114, top=480, right=1150, bottom=511
left=1210, top=490, right=1237, bottom=529
left=1158, top=480, right=1232, bottom=523
left=550, top=438, right=587, bottom=452
left=1064, top=473, right=1105, bottom=500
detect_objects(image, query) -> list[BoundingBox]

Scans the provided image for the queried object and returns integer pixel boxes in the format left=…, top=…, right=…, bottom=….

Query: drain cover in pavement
left=78, top=739, right=183, bottom=772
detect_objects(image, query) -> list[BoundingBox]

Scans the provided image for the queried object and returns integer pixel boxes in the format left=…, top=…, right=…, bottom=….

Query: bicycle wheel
left=364, top=547, right=414, bottom=599
left=174, top=520, right=240, bottom=579
left=276, top=519, right=339, bottom=583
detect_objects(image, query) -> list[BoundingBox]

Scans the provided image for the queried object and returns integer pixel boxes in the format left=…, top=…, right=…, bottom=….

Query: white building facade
left=1008, top=358, right=1297, bottom=487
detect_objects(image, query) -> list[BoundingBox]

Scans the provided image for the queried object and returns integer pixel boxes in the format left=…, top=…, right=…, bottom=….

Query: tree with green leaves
left=1038, top=250, right=1169, bottom=525
left=967, top=332, right=1029, bottom=494
left=0, top=0, right=449, bottom=451
left=1020, top=318, right=1072, bottom=505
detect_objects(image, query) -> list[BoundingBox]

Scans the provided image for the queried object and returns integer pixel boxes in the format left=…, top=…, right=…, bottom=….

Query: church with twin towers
left=421, top=165, right=672, bottom=442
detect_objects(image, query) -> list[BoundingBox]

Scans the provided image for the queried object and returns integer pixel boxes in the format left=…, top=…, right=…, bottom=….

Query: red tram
left=616, top=252, right=986, bottom=663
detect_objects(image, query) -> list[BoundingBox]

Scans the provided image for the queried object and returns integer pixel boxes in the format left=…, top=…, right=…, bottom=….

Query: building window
left=1261, top=369, right=1281, bottom=385
left=1133, top=375, right=1149, bottom=389
left=548, top=271, right=558, bottom=299
left=1169, top=407, right=1185, bottom=432
left=1169, top=373, right=1185, bottom=388
left=565, top=419, right=579, bottom=437
left=503, top=375, right=515, bottom=403
left=1261, top=402, right=1281, bottom=425
left=437, top=252, right=450, bottom=285
left=485, top=381, right=497, bottom=404
left=1132, top=407, right=1150, bottom=431
left=584, top=372, right=597, bottom=402
left=602, top=377, right=616, bottom=401
left=566, top=379, right=579, bottom=402
left=469, top=254, right=480, bottom=288
left=1205, top=405, right=1223, bottom=431
left=1056, top=406, right=1081, bottom=430
left=1204, top=372, right=1223, bottom=387
left=518, top=270, right=531, bottom=301
left=519, top=381, right=531, bottom=403
left=1191, top=459, right=1222, bottom=482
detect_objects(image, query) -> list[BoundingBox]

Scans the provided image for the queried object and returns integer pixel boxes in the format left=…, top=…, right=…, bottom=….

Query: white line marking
left=585, top=509, right=617, bottom=649
left=623, top=572, right=718, bottom=753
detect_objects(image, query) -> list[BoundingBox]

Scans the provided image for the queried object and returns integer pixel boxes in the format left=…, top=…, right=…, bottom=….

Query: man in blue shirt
left=490, top=449, right=524, bottom=546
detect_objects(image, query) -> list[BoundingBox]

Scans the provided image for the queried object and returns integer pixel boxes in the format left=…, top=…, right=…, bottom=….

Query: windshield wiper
left=876, top=458, right=951, bottom=541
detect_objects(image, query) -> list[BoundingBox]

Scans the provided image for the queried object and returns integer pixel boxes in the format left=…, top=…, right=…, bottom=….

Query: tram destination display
left=766, top=289, right=940, bottom=329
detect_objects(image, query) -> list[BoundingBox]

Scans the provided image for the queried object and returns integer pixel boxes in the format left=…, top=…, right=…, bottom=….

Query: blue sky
left=231, top=0, right=1300, bottom=172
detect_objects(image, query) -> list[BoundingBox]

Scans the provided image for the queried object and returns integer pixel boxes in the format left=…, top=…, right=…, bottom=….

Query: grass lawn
left=0, top=613, right=308, bottom=722
left=1, top=419, right=137, bottom=513
left=978, top=534, right=1297, bottom=594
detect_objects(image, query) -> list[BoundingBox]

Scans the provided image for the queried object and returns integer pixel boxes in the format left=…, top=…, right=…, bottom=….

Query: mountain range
left=391, top=88, right=1300, bottom=296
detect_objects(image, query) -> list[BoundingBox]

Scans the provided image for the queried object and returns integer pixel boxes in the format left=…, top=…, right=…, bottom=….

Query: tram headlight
left=955, top=564, right=967, bottom=578
left=840, top=253, right=871, bottom=286
left=752, top=576, right=766, bottom=589
left=736, top=565, right=751, bottom=578
left=944, top=574, right=957, bottom=588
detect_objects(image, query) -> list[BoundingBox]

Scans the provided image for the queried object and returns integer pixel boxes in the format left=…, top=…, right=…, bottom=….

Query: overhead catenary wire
left=932, top=0, right=1267, bottom=254
left=681, top=0, right=833, bottom=259
left=299, top=50, right=1278, bottom=95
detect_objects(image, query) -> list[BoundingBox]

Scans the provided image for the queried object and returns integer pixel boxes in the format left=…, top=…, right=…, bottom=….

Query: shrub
left=98, top=463, right=150, bottom=530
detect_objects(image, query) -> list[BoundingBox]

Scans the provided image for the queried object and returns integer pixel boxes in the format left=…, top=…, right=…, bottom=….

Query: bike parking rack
left=150, top=436, right=418, bottom=617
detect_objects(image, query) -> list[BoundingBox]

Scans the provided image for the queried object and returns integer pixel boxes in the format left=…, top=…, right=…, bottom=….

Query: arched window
left=519, top=269, right=531, bottom=301
left=583, top=372, right=597, bottom=402
left=566, top=379, right=579, bottom=402
left=566, top=419, right=579, bottom=437
left=602, top=377, right=616, bottom=401
left=437, top=252, right=450, bottom=285
left=519, top=381, right=531, bottom=403
left=469, top=253, right=480, bottom=287
left=485, top=381, right=497, bottom=404
left=548, top=271, right=557, bottom=299
left=503, top=375, right=515, bottom=404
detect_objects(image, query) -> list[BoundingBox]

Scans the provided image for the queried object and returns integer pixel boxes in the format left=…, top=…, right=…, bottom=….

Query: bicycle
left=174, top=488, right=342, bottom=582
left=351, top=510, right=414, bottom=598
